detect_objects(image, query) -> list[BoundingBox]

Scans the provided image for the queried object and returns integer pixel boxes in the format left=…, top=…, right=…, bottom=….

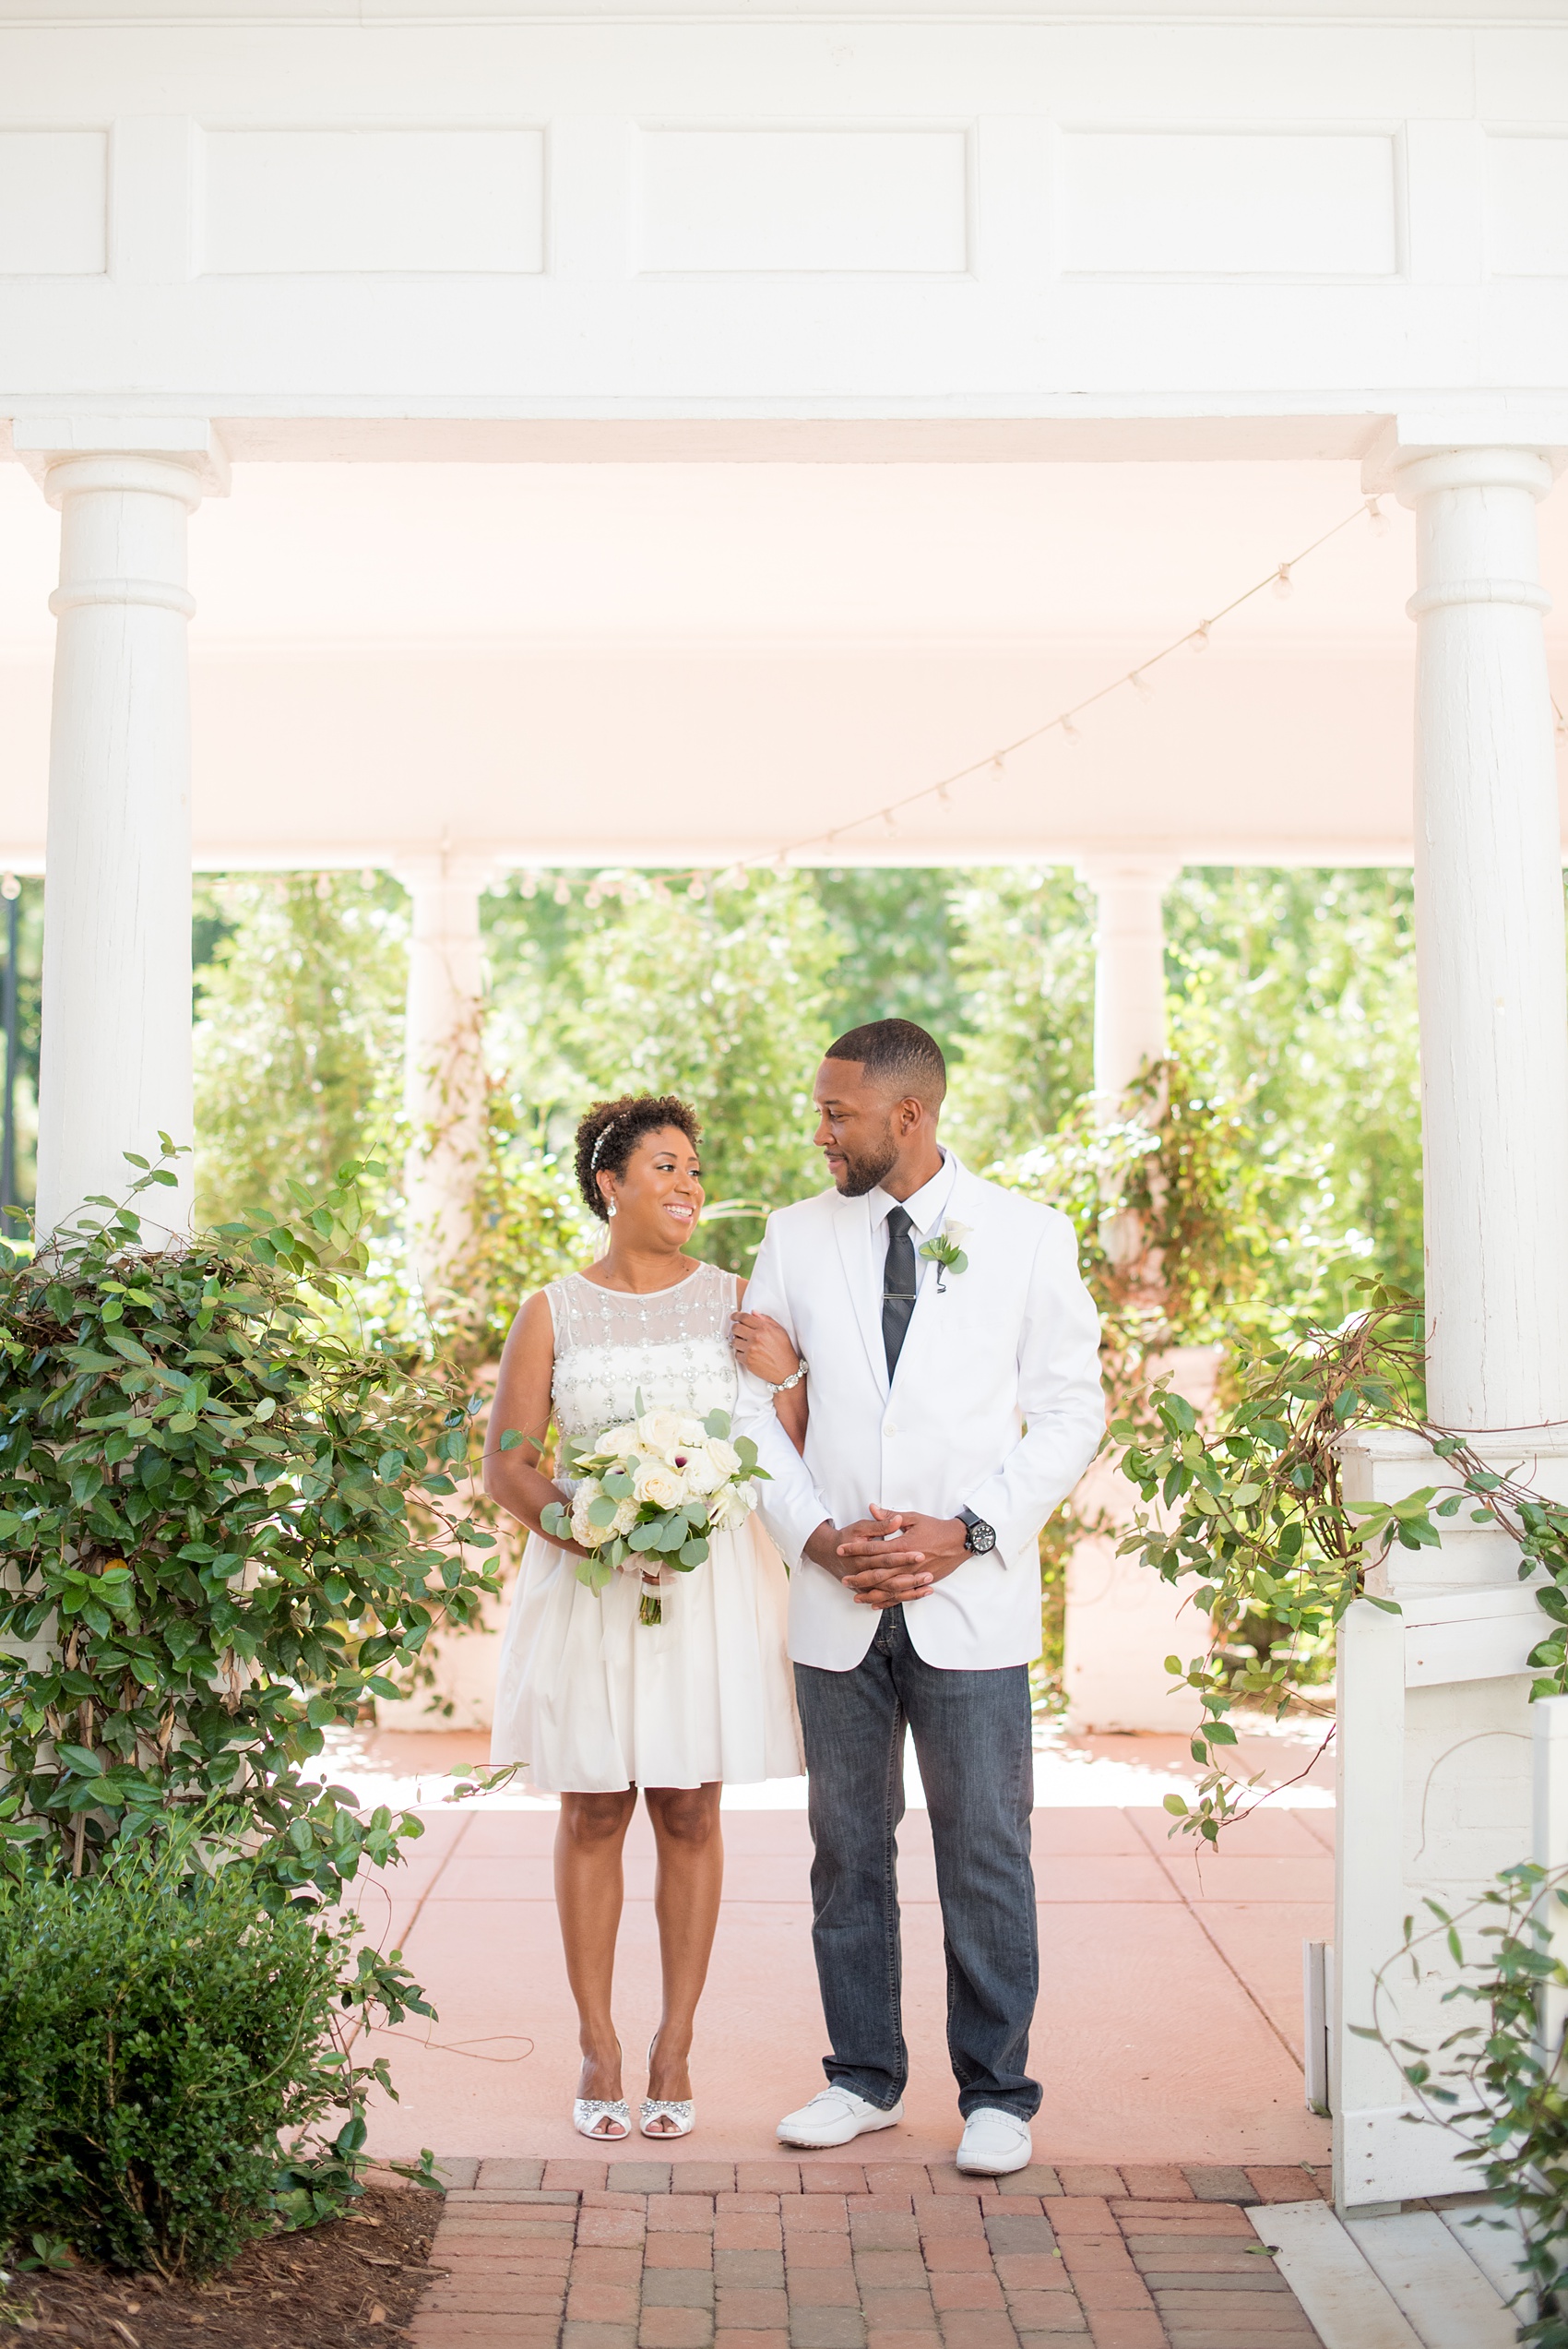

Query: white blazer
left=732, top=1156, right=1105, bottom=1673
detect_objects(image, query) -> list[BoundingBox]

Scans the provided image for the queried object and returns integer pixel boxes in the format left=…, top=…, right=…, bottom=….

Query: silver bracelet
left=768, top=1358, right=808, bottom=1395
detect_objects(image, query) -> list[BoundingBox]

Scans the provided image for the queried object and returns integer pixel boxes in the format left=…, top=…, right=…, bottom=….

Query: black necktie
left=882, top=1205, right=917, bottom=1381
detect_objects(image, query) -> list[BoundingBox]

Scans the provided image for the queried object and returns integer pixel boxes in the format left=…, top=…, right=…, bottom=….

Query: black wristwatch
left=958, top=1508, right=997, bottom=1556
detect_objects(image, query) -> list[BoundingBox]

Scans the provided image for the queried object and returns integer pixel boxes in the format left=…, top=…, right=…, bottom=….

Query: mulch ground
left=1, top=2182, right=442, bottom=2349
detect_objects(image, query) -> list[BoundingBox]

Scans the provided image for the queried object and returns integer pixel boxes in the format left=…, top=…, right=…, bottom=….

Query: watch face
left=968, top=1520, right=997, bottom=1554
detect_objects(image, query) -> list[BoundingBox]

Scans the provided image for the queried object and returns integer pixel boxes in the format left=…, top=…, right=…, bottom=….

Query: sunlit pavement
left=329, top=1716, right=1335, bottom=2174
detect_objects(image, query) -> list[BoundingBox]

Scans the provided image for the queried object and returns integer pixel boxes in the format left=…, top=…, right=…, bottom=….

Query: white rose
left=681, top=1444, right=727, bottom=1496
left=599, top=1422, right=640, bottom=1457
left=712, top=1484, right=754, bottom=1532
left=636, top=1409, right=686, bottom=1455
left=634, top=1460, right=685, bottom=1509
left=705, top=1437, right=742, bottom=1479
left=675, top=1415, right=707, bottom=1448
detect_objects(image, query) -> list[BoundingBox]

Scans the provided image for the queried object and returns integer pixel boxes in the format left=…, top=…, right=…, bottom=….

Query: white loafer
left=777, top=2086, right=904, bottom=2148
left=956, top=2107, right=1034, bottom=2176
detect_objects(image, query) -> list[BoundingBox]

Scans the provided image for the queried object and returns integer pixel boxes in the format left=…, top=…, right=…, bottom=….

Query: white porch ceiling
left=2, top=454, right=1565, bottom=869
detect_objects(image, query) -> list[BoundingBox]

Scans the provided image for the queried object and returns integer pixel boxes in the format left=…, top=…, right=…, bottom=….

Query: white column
left=16, top=428, right=225, bottom=1238
left=396, top=854, right=493, bottom=1304
left=1081, top=858, right=1179, bottom=1110
left=1332, top=435, right=1568, bottom=2213
left=1065, top=856, right=1205, bottom=1733
left=1396, top=445, right=1568, bottom=1434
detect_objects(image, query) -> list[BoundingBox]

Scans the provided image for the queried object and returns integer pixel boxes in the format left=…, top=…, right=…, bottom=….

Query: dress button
left=885, top=1422, right=897, bottom=1437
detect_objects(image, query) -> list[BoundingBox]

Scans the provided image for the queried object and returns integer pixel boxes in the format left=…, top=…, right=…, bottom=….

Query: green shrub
left=0, top=1824, right=429, bottom=2277
left=0, top=1151, right=498, bottom=1900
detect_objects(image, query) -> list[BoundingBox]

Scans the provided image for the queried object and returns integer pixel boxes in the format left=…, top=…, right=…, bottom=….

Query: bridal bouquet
left=541, top=1401, right=769, bottom=1626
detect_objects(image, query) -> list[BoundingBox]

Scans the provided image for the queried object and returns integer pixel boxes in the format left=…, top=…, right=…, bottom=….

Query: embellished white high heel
left=574, top=2098, right=632, bottom=2141
left=641, top=2035, right=695, bottom=2138
left=640, top=2097, right=695, bottom=2140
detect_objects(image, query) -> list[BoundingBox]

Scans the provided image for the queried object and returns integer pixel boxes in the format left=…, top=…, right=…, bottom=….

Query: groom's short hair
left=826, top=1019, right=946, bottom=1107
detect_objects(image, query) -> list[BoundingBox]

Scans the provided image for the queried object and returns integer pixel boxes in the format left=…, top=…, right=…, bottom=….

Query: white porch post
left=396, top=854, right=493, bottom=1304
left=1335, top=435, right=1568, bottom=2212
left=1085, top=859, right=1176, bottom=1116
left=1403, top=446, right=1568, bottom=1432
left=1063, top=857, right=1205, bottom=1732
left=13, top=423, right=226, bottom=1239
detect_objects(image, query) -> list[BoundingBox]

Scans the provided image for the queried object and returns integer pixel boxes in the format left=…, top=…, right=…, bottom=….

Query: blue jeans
left=793, top=1604, right=1040, bottom=2122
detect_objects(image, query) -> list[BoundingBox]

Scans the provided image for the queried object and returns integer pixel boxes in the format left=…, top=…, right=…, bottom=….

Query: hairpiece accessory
left=589, top=1117, right=621, bottom=1172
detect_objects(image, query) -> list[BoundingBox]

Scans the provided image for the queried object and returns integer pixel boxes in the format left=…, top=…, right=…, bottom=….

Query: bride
left=485, top=1092, right=805, bottom=2142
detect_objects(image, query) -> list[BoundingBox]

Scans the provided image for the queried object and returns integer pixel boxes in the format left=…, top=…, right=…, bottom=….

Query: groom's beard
left=830, top=1131, right=899, bottom=1198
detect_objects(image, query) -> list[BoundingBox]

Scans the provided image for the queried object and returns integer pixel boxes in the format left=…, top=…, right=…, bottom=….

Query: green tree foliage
left=1165, top=867, right=1422, bottom=1295
left=941, top=869, right=1096, bottom=1169
left=194, top=875, right=407, bottom=1230
left=811, top=867, right=967, bottom=1042
left=485, top=872, right=842, bottom=1270
left=0, top=876, right=42, bottom=1228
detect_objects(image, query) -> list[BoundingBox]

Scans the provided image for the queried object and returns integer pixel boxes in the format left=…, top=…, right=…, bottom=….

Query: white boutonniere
left=920, top=1220, right=971, bottom=1292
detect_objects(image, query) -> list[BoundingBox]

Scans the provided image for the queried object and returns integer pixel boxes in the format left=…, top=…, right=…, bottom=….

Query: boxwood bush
left=0, top=1820, right=432, bottom=2276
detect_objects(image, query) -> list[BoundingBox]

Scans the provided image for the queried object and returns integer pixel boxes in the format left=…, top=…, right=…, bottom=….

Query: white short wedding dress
left=489, top=1260, right=804, bottom=1794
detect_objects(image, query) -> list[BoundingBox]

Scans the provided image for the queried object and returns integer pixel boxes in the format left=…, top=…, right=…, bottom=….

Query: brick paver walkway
left=410, top=2157, right=1329, bottom=2349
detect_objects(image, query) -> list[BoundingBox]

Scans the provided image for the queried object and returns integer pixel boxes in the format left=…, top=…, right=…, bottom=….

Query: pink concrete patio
left=348, top=1724, right=1334, bottom=2175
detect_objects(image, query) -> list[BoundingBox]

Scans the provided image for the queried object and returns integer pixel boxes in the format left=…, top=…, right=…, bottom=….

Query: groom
left=734, top=1019, right=1103, bottom=2175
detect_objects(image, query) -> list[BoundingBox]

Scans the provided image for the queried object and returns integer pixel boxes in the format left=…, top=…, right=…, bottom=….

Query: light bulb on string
left=1060, top=715, right=1082, bottom=746
left=937, top=782, right=953, bottom=807
left=1272, top=565, right=1293, bottom=600
left=1131, top=670, right=1153, bottom=701
left=1190, top=622, right=1210, bottom=653
left=1556, top=706, right=1568, bottom=744
left=1365, top=497, right=1391, bottom=539
left=990, top=756, right=1005, bottom=781
left=585, top=887, right=602, bottom=911
left=882, top=808, right=898, bottom=834
left=688, top=876, right=706, bottom=900
left=552, top=879, right=572, bottom=907
left=520, top=872, right=539, bottom=899
left=0, top=874, right=18, bottom=902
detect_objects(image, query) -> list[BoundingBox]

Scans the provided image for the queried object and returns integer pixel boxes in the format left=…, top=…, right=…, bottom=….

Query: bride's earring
left=607, top=1198, right=617, bottom=1219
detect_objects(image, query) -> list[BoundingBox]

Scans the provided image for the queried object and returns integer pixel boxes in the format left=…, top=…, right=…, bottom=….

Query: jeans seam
left=880, top=1684, right=905, bottom=2109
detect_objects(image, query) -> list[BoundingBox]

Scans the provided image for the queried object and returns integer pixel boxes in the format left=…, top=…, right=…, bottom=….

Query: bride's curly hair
left=575, top=1094, right=702, bottom=1222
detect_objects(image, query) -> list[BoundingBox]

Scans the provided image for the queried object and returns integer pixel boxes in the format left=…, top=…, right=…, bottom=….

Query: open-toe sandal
left=574, top=2098, right=631, bottom=2140
left=639, top=2098, right=695, bottom=2139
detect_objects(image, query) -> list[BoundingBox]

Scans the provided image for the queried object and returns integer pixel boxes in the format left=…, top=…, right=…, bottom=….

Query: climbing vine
left=1116, top=1279, right=1568, bottom=1842
left=1361, top=1866, right=1568, bottom=2343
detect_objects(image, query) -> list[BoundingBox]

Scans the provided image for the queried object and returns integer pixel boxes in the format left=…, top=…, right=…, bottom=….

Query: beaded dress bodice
left=545, top=1262, right=741, bottom=1453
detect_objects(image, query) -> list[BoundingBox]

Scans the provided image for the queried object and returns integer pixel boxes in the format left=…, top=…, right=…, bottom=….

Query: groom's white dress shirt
left=733, top=1149, right=1105, bottom=1673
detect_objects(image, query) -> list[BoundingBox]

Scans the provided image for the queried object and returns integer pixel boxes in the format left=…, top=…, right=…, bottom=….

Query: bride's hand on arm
left=482, top=1292, right=595, bottom=1557
left=731, top=1293, right=808, bottom=1454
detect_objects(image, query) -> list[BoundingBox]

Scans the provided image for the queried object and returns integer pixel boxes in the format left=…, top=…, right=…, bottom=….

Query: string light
left=1130, top=670, right=1154, bottom=701
left=1365, top=497, right=1391, bottom=539
left=0, top=874, right=18, bottom=902
left=990, top=756, right=1006, bottom=779
left=687, top=876, right=707, bottom=899
left=760, top=496, right=1381, bottom=864
left=520, top=873, right=539, bottom=898
left=552, top=880, right=571, bottom=906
